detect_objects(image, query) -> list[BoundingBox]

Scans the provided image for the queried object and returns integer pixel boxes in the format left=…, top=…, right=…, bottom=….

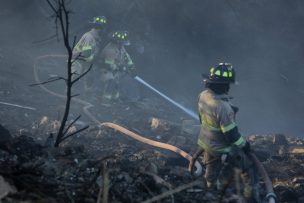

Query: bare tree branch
left=72, top=64, right=93, bottom=85
left=45, top=0, right=92, bottom=147
left=46, top=0, right=57, bottom=13
left=62, top=0, right=70, bottom=41
left=55, top=16, right=60, bottom=41
left=72, top=35, right=77, bottom=50
left=71, top=94, right=80, bottom=98
left=62, top=115, right=81, bottom=136
left=60, top=125, right=89, bottom=142
left=29, top=77, right=66, bottom=87
left=71, top=53, right=85, bottom=63
left=32, top=34, right=57, bottom=45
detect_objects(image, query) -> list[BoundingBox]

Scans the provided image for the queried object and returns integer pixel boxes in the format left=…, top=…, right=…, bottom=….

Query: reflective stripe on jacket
left=99, top=42, right=134, bottom=71
left=73, top=29, right=101, bottom=62
left=197, top=89, right=245, bottom=153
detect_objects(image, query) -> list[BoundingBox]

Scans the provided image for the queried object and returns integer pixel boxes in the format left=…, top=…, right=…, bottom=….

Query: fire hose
left=0, top=101, right=36, bottom=111
left=134, top=72, right=276, bottom=202
left=33, top=54, right=202, bottom=176
left=248, top=152, right=277, bottom=203
left=34, top=55, right=276, bottom=202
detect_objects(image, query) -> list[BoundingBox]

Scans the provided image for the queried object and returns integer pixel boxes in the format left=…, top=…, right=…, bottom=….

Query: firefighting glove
left=74, top=49, right=92, bottom=61
left=189, top=148, right=204, bottom=175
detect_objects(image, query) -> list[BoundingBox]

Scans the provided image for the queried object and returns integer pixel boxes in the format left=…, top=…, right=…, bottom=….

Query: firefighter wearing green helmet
left=97, top=30, right=136, bottom=105
left=71, top=16, right=107, bottom=92
left=189, top=63, right=252, bottom=198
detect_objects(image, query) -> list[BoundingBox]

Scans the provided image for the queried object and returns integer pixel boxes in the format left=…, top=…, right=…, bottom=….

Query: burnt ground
left=0, top=95, right=304, bottom=203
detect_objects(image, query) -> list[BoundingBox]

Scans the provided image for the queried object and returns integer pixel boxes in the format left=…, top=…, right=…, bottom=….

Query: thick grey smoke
left=1, top=0, right=303, bottom=136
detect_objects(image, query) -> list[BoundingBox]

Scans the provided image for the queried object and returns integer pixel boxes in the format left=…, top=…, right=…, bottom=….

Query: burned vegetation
left=0, top=110, right=304, bottom=202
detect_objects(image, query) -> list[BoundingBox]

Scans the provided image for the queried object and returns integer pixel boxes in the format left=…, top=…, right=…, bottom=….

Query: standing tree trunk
left=45, top=0, right=91, bottom=147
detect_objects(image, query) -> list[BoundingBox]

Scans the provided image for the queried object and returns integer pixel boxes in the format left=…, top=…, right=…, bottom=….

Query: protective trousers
left=204, top=150, right=253, bottom=199
left=71, top=61, right=95, bottom=91
left=99, top=69, right=121, bottom=103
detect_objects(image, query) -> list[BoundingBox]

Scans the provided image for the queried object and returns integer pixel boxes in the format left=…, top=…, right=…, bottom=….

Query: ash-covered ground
left=0, top=103, right=304, bottom=202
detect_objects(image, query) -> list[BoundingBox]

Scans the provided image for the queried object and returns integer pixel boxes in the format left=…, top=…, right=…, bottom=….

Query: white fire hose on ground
left=0, top=101, right=36, bottom=111
left=33, top=55, right=203, bottom=176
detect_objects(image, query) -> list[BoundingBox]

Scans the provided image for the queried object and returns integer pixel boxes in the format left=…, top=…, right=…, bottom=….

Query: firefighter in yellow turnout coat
left=190, top=63, right=252, bottom=198
left=72, top=16, right=107, bottom=91
left=98, top=31, right=136, bottom=104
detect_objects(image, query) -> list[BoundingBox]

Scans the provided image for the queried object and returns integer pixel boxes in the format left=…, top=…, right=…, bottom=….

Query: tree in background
left=45, top=0, right=90, bottom=147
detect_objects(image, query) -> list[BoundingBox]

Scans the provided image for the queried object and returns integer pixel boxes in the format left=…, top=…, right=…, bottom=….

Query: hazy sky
left=1, top=0, right=304, bottom=137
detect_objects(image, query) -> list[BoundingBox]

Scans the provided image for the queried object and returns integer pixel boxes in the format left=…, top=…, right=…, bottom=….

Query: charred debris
left=0, top=114, right=304, bottom=202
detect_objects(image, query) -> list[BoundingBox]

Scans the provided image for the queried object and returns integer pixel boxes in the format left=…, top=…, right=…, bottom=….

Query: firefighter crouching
left=189, top=63, right=252, bottom=199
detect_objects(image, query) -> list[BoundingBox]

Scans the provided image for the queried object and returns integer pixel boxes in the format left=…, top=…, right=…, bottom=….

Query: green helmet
left=90, top=16, right=107, bottom=26
left=112, top=31, right=130, bottom=46
left=203, top=63, right=236, bottom=84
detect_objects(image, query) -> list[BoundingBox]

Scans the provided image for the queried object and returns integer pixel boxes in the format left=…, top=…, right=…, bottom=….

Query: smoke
left=1, top=0, right=304, bottom=136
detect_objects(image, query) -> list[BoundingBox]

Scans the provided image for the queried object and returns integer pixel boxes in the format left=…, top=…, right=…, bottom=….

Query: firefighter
left=189, top=63, right=252, bottom=196
left=97, top=30, right=136, bottom=105
left=71, top=16, right=107, bottom=92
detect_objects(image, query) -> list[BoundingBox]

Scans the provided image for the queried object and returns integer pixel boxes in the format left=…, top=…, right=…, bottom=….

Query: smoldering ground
left=1, top=0, right=304, bottom=137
